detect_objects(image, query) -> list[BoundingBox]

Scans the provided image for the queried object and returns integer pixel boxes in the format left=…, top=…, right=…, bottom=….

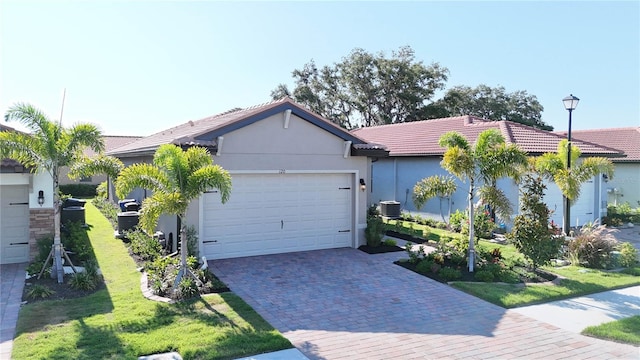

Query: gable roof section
left=555, top=127, right=640, bottom=162
left=108, top=98, right=382, bottom=157
left=84, top=135, right=143, bottom=157
left=351, top=115, right=624, bottom=158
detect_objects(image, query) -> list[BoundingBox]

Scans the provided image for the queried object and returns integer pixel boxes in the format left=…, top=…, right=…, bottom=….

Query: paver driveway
left=211, top=248, right=639, bottom=359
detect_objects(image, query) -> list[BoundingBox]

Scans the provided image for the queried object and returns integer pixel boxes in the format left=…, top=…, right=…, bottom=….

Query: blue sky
left=1, top=1, right=638, bottom=136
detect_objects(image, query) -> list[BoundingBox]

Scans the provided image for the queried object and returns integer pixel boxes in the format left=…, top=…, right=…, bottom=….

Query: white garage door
left=0, top=185, right=30, bottom=264
left=543, top=179, right=595, bottom=228
left=201, top=173, right=353, bottom=259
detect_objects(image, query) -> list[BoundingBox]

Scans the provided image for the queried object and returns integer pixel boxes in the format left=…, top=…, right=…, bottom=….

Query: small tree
left=412, top=175, right=457, bottom=224
left=508, top=174, right=563, bottom=270
left=439, top=129, right=527, bottom=272
left=116, top=144, right=231, bottom=289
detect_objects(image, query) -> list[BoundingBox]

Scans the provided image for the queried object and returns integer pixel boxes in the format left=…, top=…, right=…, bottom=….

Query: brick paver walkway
left=211, top=248, right=639, bottom=359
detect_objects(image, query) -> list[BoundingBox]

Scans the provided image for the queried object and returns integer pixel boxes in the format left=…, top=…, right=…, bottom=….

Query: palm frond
left=438, top=131, right=469, bottom=150
left=441, top=146, right=474, bottom=180
left=69, top=155, right=124, bottom=180
left=4, top=103, right=52, bottom=133
left=153, top=144, right=190, bottom=190
left=66, top=123, right=105, bottom=154
left=138, top=192, right=186, bottom=234
left=474, top=128, right=504, bottom=153
left=187, top=165, right=232, bottom=203
left=185, top=146, right=214, bottom=173
left=0, top=131, right=45, bottom=170
left=116, top=163, right=171, bottom=199
left=478, top=185, right=512, bottom=221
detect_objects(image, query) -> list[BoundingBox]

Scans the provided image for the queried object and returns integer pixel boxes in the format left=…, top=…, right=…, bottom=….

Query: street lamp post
left=562, top=94, right=580, bottom=236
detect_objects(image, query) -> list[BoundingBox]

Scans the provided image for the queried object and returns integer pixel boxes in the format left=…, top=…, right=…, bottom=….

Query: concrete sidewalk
left=511, top=285, right=640, bottom=333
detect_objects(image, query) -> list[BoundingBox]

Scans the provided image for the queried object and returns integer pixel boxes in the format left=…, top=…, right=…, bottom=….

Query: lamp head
left=563, top=94, right=580, bottom=111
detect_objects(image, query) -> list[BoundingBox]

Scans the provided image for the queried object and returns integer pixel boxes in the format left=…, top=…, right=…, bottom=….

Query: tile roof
left=84, top=135, right=143, bottom=157
left=555, top=127, right=640, bottom=162
left=108, top=97, right=372, bottom=157
left=351, top=115, right=624, bottom=158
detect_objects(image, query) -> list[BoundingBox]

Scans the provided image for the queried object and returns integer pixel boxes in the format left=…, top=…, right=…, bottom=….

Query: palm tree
left=534, top=139, right=614, bottom=231
left=1, top=103, right=105, bottom=283
left=412, top=175, right=457, bottom=224
left=439, top=129, right=527, bottom=272
left=115, top=144, right=232, bottom=287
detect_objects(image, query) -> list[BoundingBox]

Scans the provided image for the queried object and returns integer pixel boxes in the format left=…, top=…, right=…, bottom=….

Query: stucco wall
left=606, top=163, right=640, bottom=207
left=186, top=112, right=370, bottom=248
left=115, top=111, right=370, bottom=250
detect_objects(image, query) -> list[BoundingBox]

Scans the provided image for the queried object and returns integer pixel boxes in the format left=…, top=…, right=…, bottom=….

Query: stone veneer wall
left=29, top=208, right=55, bottom=261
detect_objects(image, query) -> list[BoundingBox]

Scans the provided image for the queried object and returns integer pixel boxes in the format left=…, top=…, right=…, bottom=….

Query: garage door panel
left=202, top=173, right=354, bottom=259
left=1, top=185, right=30, bottom=264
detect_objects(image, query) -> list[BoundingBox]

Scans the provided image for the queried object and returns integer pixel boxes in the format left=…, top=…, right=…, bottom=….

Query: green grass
left=12, top=203, right=291, bottom=360
left=452, top=265, right=640, bottom=308
left=581, top=315, right=640, bottom=345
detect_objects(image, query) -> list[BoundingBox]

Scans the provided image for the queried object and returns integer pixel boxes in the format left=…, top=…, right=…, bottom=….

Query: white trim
left=283, top=109, right=292, bottom=129
left=343, top=141, right=352, bottom=159
left=215, top=136, right=224, bottom=156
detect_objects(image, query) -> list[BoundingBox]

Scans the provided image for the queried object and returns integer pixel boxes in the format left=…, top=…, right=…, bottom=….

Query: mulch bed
left=358, top=244, right=405, bottom=254
left=384, top=230, right=428, bottom=244
left=395, top=259, right=557, bottom=284
left=22, top=274, right=105, bottom=304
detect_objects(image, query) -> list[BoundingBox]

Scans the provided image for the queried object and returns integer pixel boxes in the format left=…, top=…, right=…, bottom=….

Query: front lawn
left=12, top=203, right=291, bottom=360
left=451, top=265, right=640, bottom=308
left=582, top=315, right=640, bottom=345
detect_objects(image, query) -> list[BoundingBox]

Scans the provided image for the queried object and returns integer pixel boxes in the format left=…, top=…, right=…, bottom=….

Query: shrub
left=439, top=267, right=462, bottom=281
left=508, top=174, right=564, bottom=269
left=474, top=270, right=494, bottom=282
left=96, top=181, right=108, bottom=199
left=605, top=203, right=640, bottom=225
left=479, top=262, right=503, bottom=277
left=461, top=210, right=497, bottom=240
left=176, top=277, right=199, bottom=300
left=621, top=267, right=640, bottom=276
left=69, top=272, right=97, bottom=291
left=186, top=225, right=199, bottom=257
left=63, top=221, right=94, bottom=262
left=568, top=222, right=618, bottom=269
left=415, top=260, right=435, bottom=275
left=59, top=183, right=98, bottom=197
left=129, top=230, right=162, bottom=261
left=383, top=238, right=397, bottom=247
left=25, top=284, right=55, bottom=300
left=449, top=210, right=466, bottom=232
left=618, top=242, right=638, bottom=268
left=365, top=215, right=385, bottom=247
left=447, top=236, right=473, bottom=254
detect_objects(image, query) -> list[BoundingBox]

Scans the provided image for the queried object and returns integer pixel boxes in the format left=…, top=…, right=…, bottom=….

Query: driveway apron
left=211, top=248, right=638, bottom=359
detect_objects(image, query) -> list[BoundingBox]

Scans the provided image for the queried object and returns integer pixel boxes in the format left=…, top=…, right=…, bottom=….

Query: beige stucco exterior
left=114, top=110, right=371, bottom=254
left=606, top=163, right=640, bottom=207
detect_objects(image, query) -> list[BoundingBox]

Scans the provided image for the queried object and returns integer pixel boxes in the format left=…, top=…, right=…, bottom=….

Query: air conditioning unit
left=380, top=201, right=401, bottom=218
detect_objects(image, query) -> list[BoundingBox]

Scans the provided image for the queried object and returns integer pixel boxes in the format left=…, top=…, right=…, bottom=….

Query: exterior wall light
left=359, top=178, right=366, bottom=192
left=38, top=190, right=45, bottom=206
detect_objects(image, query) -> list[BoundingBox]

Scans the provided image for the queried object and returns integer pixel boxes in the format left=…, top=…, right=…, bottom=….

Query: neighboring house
left=108, top=97, right=387, bottom=260
left=352, top=116, right=624, bottom=229
left=557, top=127, right=640, bottom=207
left=0, top=125, right=55, bottom=264
left=58, top=135, right=142, bottom=186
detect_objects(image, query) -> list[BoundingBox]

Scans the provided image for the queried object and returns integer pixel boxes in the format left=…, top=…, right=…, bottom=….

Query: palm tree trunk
left=52, top=182, right=64, bottom=283
left=468, top=181, right=475, bottom=273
